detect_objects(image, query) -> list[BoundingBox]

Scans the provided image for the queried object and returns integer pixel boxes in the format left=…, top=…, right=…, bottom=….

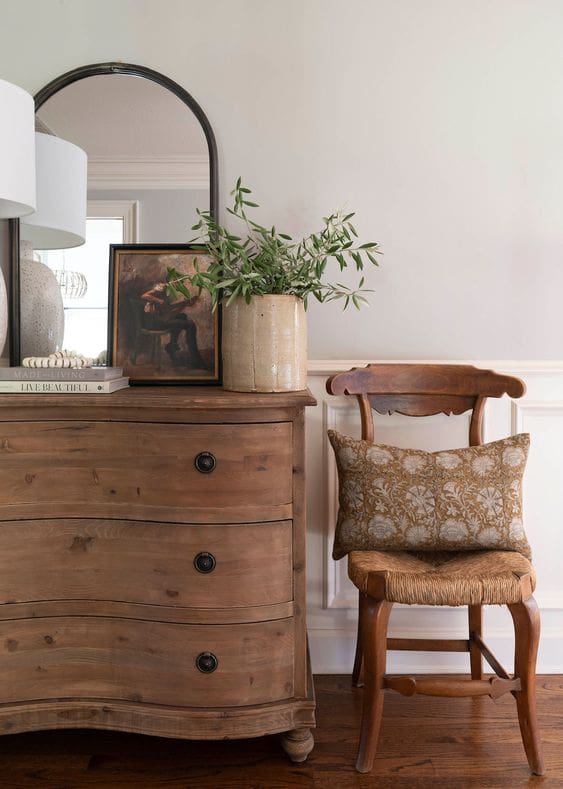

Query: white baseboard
left=309, top=626, right=563, bottom=675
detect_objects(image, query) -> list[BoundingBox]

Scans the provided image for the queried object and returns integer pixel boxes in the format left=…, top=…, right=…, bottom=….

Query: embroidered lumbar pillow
left=328, top=430, right=531, bottom=560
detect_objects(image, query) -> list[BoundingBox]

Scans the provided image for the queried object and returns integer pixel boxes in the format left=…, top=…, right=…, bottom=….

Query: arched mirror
left=9, top=62, right=218, bottom=374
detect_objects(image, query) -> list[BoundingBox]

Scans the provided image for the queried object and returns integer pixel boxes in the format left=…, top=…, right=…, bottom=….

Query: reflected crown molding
left=88, top=155, right=209, bottom=190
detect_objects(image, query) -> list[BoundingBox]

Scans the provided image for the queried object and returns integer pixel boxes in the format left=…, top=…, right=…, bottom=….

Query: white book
left=0, top=366, right=124, bottom=382
left=0, top=377, right=130, bottom=394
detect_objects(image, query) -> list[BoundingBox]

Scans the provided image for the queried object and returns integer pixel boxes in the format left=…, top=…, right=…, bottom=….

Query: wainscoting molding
left=305, top=360, right=563, bottom=673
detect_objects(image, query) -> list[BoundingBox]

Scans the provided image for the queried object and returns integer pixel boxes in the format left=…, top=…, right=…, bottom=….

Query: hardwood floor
left=0, top=675, right=561, bottom=788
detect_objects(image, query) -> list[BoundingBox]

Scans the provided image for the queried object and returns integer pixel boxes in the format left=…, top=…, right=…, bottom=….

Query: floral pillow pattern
left=328, top=430, right=531, bottom=560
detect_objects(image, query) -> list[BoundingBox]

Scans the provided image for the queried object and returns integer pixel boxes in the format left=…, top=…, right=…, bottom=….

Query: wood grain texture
left=0, top=617, right=294, bottom=708
left=383, top=676, right=521, bottom=699
left=509, top=596, right=545, bottom=775
left=0, top=675, right=560, bottom=788
left=387, top=638, right=470, bottom=653
left=327, top=364, right=525, bottom=443
left=0, top=651, right=315, bottom=742
left=0, top=421, right=292, bottom=522
left=279, top=727, right=314, bottom=763
left=0, top=519, right=293, bottom=610
left=356, top=599, right=393, bottom=773
left=0, top=389, right=317, bottom=755
left=327, top=363, right=526, bottom=399
left=368, top=393, right=476, bottom=418
left=291, top=408, right=308, bottom=698
left=0, top=599, right=294, bottom=626
left=0, top=386, right=317, bottom=414
left=352, top=591, right=366, bottom=687
left=468, top=604, right=483, bottom=679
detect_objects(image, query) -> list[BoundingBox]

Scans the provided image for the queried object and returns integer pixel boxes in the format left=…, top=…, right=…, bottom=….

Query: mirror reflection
left=20, top=73, right=210, bottom=362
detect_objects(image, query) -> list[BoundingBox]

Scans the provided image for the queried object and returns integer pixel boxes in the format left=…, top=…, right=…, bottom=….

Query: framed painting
left=108, top=244, right=220, bottom=384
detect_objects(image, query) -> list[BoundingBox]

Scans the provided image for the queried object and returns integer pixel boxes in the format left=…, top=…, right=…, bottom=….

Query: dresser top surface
left=0, top=386, right=317, bottom=415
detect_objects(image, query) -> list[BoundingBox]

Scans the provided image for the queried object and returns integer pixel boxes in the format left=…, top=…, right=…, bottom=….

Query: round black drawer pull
left=196, top=651, right=218, bottom=673
left=194, top=451, right=216, bottom=474
left=194, top=551, right=216, bottom=574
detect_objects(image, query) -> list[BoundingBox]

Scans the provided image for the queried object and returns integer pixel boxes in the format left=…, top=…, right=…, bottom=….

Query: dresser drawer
left=0, top=617, right=295, bottom=708
left=0, top=421, right=293, bottom=522
left=0, top=519, right=292, bottom=609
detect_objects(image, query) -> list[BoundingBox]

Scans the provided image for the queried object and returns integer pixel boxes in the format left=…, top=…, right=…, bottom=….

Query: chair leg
left=508, top=596, right=545, bottom=776
left=355, top=597, right=393, bottom=773
left=352, top=591, right=366, bottom=687
left=468, top=604, right=483, bottom=680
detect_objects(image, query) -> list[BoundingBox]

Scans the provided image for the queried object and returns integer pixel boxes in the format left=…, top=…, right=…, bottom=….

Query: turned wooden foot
left=280, top=727, right=314, bottom=763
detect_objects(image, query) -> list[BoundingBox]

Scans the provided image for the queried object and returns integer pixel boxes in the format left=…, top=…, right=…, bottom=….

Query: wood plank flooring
left=0, top=675, right=561, bottom=788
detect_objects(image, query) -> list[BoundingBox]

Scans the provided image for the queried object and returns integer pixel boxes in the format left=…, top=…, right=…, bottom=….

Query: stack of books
left=0, top=366, right=129, bottom=394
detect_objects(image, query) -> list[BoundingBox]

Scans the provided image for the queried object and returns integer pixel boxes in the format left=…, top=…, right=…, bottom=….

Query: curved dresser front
left=0, top=387, right=316, bottom=760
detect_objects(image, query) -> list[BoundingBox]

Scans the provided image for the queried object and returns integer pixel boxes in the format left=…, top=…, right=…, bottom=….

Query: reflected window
left=38, top=217, right=123, bottom=359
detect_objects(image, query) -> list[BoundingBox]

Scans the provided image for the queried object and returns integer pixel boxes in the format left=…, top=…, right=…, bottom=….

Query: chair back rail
left=326, top=364, right=525, bottom=446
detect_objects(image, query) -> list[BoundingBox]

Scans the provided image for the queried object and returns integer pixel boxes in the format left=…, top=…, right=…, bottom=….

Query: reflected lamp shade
left=21, top=132, right=87, bottom=249
left=0, top=78, right=36, bottom=218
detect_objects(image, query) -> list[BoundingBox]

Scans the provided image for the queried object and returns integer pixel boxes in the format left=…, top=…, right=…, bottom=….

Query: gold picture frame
left=108, top=244, right=220, bottom=384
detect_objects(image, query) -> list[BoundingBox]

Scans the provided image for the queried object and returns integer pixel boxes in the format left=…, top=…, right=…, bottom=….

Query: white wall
left=1, top=0, right=563, bottom=359
left=302, top=0, right=563, bottom=360
left=89, top=189, right=208, bottom=243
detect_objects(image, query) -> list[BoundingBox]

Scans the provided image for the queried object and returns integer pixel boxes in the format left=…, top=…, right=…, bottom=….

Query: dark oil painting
left=108, top=245, right=219, bottom=384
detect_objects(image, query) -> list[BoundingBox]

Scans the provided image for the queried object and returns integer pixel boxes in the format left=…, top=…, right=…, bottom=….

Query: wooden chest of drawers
left=0, top=387, right=316, bottom=761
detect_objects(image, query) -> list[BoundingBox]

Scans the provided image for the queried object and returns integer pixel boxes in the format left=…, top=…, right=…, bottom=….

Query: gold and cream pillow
left=328, top=430, right=531, bottom=560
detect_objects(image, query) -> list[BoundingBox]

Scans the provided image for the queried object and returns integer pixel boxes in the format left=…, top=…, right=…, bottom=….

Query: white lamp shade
left=21, top=132, right=87, bottom=249
left=0, top=78, right=36, bottom=218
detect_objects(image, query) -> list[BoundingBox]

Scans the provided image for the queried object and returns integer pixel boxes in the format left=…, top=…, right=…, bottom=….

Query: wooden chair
left=326, top=363, right=544, bottom=775
left=132, top=327, right=170, bottom=367
left=131, top=304, right=171, bottom=367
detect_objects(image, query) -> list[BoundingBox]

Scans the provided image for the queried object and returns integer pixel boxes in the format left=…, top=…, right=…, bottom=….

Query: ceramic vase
left=221, top=294, right=307, bottom=392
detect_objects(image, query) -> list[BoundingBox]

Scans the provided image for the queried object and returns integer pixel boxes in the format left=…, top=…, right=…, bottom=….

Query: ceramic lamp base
left=20, top=241, right=64, bottom=359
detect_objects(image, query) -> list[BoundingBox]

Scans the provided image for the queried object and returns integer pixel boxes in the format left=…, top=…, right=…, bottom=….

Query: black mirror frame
left=8, top=61, right=219, bottom=365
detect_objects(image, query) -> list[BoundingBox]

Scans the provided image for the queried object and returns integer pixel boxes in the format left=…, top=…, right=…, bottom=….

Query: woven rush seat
left=348, top=549, right=535, bottom=606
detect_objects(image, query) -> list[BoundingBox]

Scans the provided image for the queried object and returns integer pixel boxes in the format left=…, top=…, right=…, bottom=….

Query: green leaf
left=177, top=178, right=381, bottom=308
